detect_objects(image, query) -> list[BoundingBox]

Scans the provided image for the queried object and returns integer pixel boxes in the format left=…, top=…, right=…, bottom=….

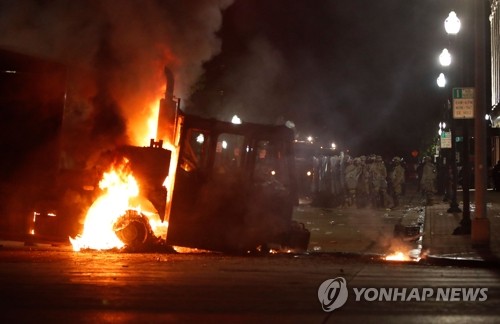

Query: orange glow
left=172, top=246, right=211, bottom=253
left=128, top=94, right=162, bottom=146
left=145, top=99, right=160, bottom=145
left=158, top=135, right=179, bottom=224
left=155, top=112, right=182, bottom=224
left=385, top=251, right=411, bottom=261
left=70, top=158, right=167, bottom=251
left=71, top=60, right=181, bottom=251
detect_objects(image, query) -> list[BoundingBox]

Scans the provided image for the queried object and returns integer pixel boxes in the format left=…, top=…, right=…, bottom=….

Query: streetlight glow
left=437, top=73, right=446, bottom=87
left=231, top=115, right=242, bottom=124
left=444, top=11, right=461, bottom=35
left=439, top=48, right=452, bottom=66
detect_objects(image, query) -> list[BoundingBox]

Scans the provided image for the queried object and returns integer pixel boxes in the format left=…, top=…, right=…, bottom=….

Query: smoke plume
left=0, top=0, right=233, bottom=167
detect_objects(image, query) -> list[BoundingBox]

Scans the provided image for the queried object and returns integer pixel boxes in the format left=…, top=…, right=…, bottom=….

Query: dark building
left=0, top=48, right=67, bottom=236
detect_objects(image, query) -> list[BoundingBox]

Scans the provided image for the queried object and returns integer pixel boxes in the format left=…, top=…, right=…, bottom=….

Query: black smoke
left=0, top=0, right=234, bottom=167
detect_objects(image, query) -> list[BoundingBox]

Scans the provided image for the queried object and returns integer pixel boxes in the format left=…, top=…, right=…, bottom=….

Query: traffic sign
left=452, top=87, right=474, bottom=119
left=440, top=131, right=452, bottom=148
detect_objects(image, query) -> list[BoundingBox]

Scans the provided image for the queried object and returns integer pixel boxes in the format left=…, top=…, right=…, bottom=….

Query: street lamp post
left=442, top=11, right=462, bottom=214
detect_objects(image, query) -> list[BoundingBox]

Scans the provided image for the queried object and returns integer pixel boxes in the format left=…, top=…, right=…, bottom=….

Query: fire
left=70, top=159, right=166, bottom=251
left=132, top=98, right=161, bottom=147
left=70, top=77, right=178, bottom=252
left=385, top=251, right=411, bottom=261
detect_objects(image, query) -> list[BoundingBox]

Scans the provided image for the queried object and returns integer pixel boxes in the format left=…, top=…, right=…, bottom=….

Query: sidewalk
left=423, top=190, right=500, bottom=265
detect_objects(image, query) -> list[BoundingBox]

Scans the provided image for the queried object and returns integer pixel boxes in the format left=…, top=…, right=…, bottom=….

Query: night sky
left=189, top=0, right=475, bottom=159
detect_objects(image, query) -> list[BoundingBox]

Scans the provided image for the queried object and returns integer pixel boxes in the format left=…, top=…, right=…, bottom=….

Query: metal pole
left=448, top=100, right=461, bottom=213
left=459, top=120, right=471, bottom=233
left=453, top=0, right=472, bottom=234
left=472, top=0, right=490, bottom=247
left=445, top=9, right=462, bottom=214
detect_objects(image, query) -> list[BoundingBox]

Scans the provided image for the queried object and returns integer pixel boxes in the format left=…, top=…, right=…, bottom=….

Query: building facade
left=490, top=0, right=500, bottom=164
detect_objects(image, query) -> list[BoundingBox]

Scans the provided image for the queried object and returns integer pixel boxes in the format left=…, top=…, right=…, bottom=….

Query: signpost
left=452, top=87, right=474, bottom=233
left=452, top=87, right=474, bottom=119
left=440, top=131, right=452, bottom=148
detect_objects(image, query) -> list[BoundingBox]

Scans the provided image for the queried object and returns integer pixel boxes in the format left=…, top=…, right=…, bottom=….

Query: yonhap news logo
left=318, top=277, right=488, bottom=312
left=317, top=277, right=349, bottom=312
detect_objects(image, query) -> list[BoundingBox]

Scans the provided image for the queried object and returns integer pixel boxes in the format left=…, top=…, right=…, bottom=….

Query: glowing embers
left=385, top=251, right=411, bottom=261
left=70, top=158, right=166, bottom=251
left=384, top=249, right=421, bottom=262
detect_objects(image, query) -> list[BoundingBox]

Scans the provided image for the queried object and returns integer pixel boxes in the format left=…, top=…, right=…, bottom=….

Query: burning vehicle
left=0, top=51, right=309, bottom=253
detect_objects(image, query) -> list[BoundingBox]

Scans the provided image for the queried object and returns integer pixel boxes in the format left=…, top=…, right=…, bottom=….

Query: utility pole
left=472, top=0, right=490, bottom=247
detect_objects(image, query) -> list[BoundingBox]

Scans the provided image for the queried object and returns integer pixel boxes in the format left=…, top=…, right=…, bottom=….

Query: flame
left=129, top=96, right=161, bottom=146
left=145, top=100, right=160, bottom=145
left=70, top=92, right=177, bottom=252
left=70, top=159, right=166, bottom=251
left=385, top=251, right=411, bottom=261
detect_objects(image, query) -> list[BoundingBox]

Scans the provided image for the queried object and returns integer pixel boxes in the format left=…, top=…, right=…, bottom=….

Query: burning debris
left=384, top=212, right=425, bottom=262
left=70, top=145, right=171, bottom=252
left=69, top=108, right=311, bottom=254
left=113, top=210, right=157, bottom=249
left=0, top=0, right=313, bottom=254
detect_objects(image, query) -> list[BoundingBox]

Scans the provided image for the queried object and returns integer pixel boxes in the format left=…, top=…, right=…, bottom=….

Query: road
left=0, top=249, right=499, bottom=323
left=293, top=183, right=426, bottom=258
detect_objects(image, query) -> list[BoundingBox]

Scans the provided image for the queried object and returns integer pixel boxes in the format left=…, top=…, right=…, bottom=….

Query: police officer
left=344, top=157, right=361, bottom=207
left=420, top=156, right=437, bottom=206
left=390, top=156, right=405, bottom=208
left=371, top=155, right=393, bottom=209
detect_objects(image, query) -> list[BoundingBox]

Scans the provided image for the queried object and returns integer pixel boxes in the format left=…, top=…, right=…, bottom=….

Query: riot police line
left=308, top=153, right=437, bottom=209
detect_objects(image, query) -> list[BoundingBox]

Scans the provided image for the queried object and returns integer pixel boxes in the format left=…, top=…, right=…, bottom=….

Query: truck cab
left=165, top=112, right=307, bottom=252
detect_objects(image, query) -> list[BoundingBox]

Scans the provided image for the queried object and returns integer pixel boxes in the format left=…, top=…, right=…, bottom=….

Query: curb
left=421, top=255, right=500, bottom=268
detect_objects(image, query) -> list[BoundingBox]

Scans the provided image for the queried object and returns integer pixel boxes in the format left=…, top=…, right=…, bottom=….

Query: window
left=253, top=139, right=290, bottom=189
left=214, top=133, right=245, bottom=175
left=179, top=129, right=208, bottom=172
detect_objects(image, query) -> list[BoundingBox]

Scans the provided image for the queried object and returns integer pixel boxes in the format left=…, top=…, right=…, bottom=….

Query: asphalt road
left=0, top=249, right=499, bottom=323
left=293, top=184, right=426, bottom=258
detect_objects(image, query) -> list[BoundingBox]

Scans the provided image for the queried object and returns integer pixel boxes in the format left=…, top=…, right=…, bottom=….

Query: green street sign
left=453, top=88, right=474, bottom=99
left=440, top=131, right=452, bottom=148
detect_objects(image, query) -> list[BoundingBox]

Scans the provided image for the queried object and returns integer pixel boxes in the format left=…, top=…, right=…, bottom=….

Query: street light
left=437, top=73, right=446, bottom=88
left=444, top=11, right=461, bottom=35
left=438, top=122, right=446, bottom=136
left=439, top=49, right=452, bottom=67
left=231, top=115, right=242, bottom=124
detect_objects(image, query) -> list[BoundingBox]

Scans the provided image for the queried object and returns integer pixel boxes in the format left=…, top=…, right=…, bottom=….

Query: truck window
left=179, top=129, right=208, bottom=172
left=253, top=140, right=290, bottom=189
left=214, top=133, right=244, bottom=175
